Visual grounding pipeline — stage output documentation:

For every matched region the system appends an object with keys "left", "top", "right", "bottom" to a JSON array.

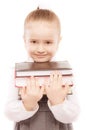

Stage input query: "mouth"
[{"left": 35, "top": 54, "right": 47, "bottom": 58}]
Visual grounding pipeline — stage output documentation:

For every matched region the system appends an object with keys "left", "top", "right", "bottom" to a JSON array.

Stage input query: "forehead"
[{"left": 24, "top": 21, "right": 60, "bottom": 37}]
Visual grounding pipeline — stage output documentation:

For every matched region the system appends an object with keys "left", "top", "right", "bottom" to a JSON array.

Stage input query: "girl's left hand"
[{"left": 45, "top": 71, "right": 70, "bottom": 106}]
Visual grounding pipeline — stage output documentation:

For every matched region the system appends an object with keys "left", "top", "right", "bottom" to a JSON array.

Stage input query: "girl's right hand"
[{"left": 19, "top": 76, "right": 44, "bottom": 111}]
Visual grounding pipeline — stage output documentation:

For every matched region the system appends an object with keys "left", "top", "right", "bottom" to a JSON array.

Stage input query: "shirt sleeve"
[
  {"left": 48, "top": 87, "right": 80, "bottom": 124},
  {"left": 4, "top": 66, "right": 39, "bottom": 122}
]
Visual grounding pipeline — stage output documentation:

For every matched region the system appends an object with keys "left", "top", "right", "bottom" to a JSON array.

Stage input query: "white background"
[{"left": 0, "top": 0, "right": 87, "bottom": 129}]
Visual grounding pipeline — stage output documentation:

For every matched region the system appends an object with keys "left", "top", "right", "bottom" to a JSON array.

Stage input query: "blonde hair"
[{"left": 24, "top": 8, "right": 61, "bottom": 35}]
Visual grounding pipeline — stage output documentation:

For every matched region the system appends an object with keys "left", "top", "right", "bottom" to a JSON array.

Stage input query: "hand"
[
  {"left": 20, "top": 76, "right": 44, "bottom": 111},
  {"left": 45, "top": 71, "right": 70, "bottom": 106}
]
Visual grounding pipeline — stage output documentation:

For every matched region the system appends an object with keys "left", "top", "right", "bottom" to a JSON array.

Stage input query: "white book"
[
  {"left": 15, "top": 76, "right": 73, "bottom": 87},
  {"left": 16, "top": 76, "right": 73, "bottom": 95}
]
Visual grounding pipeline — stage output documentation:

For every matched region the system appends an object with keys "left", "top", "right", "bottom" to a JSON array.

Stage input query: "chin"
[{"left": 34, "top": 59, "right": 50, "bottom": 63}]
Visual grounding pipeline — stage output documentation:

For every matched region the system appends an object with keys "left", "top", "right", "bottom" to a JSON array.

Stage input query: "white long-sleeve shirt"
[{"left": 5, "top": 64, "right": 80, "bottom": 124}]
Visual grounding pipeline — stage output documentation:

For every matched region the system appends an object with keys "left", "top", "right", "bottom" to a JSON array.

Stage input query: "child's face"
[{"left": 24, "top": 21, "right": 61, "bottom": 62}]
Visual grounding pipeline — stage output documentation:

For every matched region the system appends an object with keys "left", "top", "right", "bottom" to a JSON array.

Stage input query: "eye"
[
  {"left": 45, "top": 41, "right": 52, "bottom": 44},
  {"left": 30, "top": 40, "right": 37, "bottom": 44}
]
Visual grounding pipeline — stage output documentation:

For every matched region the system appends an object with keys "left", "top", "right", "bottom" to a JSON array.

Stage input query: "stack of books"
[{"left": 15, "top": 61, "right": 73, "bottom": 95}]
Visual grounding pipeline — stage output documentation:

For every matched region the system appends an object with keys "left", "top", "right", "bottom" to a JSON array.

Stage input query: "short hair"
[{"left": 24, "top": 8, "right": 61, "bottom": 35}]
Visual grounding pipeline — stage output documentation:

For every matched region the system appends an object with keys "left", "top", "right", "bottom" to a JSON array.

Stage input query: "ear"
[
  {"left": 23, "top": 35, "right": 27, "bottom": 49},
  {"left": 23, "top": 35, "right": 26, "bottom": 43},
  {"left": 57, "top": 36, "right": 62, "bottom": 47},
  {"left": 58, "top": 35, "right": 62, "bottom": 43},
  {"left": 57, "top": 35, "right": 62, "bottom": 49}
]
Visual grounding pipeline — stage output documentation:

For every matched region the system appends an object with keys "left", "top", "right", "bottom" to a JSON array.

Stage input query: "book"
[
  {"left": 15, "top": 75, "right": 73, "bottom": 87},
  {"left": 15, "top": 61, "right": 73, "bottom": 77},
  {"left": 15, "top": 61, "right": 73, "bottom": 94}
]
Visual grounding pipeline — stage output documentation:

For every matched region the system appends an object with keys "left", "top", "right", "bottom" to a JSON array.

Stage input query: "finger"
[
  {"left": 20, "top": 87, "right": 26, "bottom": 97},
  {"left": 50, "top": 71, "right": 60, "bottom": 86},
  {"left": 49, "top": 71, "right": 54, "bottom": 86},
  {"left": 53, "top": 71, "right": 59, "bottom": 78},
  {"left": 26, "top": 78, "right": 30, "bottom": 91},
  {"left": 51, "top": 71, "right": 62, "bottom": 87},
  {"left": 52, "top": 71, "right": 60, "bottom": 86},
  {"left": 40, "top": 86, "right": 44, "bottom": 94},
  {"left": 44, "top": 77, "right": 49, "bottom": 87},
  {"left": 64, "top": 83, "right": 70, "bottom": 94},
  {"left": 30, "top": 76, "right": 36, "bottom": 89},
  {"left": 42, "top": 77, "right": 49, "bottom": 94},
  {"left": 57, "top": 73, "right": 62, "bottom": 87},
  {"left": 18, "top": 88, "right": 22, "bottom": 95},
  {"left": 35, "top": 77, "right": 40, "bottom": 90}
]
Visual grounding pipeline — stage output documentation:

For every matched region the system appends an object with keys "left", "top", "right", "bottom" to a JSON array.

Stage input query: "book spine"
[{"left": 16, "top": 71, "right": 73, "bottom": 77}]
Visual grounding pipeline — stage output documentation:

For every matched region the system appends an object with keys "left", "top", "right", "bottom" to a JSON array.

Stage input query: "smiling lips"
[{"left": 35, "top": 54, "right": 47, "bottom": 58}]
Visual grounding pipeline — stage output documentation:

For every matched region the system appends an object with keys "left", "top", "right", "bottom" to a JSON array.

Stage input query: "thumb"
[
  {"left": 20, "top": 87, "right": 26, "bottom": 97},
  {"left": 40, "top": 86, "right": 45, "bottom": 94},
  {"left": 65, "top": 83, "right": 72, "bottom": 95}
]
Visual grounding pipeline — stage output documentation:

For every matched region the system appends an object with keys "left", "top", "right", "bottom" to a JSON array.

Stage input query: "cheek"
[
  {"left": 46, "top": 49, "right": 56, "bottom": 58},
  {"left": 26, "top": 45, "right": 35, "bottom": 53},
  {"left": 47, "top": 46, "right": 57, "bottom": 54},
  {"left": 28, "top": 48, "right": 34, "bottom": 55},
  {"left": 25, "top": 47, "right": 33, "bottom": 56}
]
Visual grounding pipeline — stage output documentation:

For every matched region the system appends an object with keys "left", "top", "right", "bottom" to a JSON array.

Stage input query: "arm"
[
  {"left": 4, "top": 67, "right": 39, "bottom": 122},
  {"left": 48, "top": 87, "right": 80, "bottom": 123},
  {"left": 45, "top": 71, "right": 80, "bottom": 123}
]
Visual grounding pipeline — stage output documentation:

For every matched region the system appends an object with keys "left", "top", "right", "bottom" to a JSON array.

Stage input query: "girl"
[{"left": 5, "top": 8, "right": 80, "bottom": 130}]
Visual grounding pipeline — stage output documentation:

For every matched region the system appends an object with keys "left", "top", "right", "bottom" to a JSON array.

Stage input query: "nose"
[{"left": 37, "top": 43, "right": 45, "bottom": 53}]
